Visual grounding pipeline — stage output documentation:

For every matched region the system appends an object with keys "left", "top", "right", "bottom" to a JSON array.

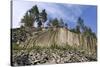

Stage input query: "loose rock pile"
[{"left": 12, "top": 49, "right": 97, "bottom": 66}]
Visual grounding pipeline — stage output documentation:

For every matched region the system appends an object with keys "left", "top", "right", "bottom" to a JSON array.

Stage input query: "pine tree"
[
  {"left": 59, "top": 18, "right": 64, "bottom": 27},
  {"left": 52, "top": 18, "right": 59, "bottom": 27},
  {"left": 21, "top": 5, "right": 39, "bottom": 27},
  {"left": 77, "top": 17, "right": 84, "bottom": 32},
  {"left": 39, "top": 9, "right": 47, "bottom": 22}
]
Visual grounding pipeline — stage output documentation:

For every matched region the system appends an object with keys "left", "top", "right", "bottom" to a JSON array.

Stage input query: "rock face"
[
  {"left": 21, "top": 28, "right": 97, "bottom": 52},
  {"left": 12, "top": 49, "right": 97, "bottom": 66}
]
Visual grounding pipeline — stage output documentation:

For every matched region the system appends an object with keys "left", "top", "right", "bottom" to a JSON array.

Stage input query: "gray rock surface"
[{"left": 12, "top": 49, "right": 97, "bottom": 66}]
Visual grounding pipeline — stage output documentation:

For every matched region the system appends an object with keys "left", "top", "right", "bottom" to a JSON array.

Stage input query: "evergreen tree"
[
  {"left": 65, "top": 23, "right": 68, "bottom": 28},
  {"left": 77, "top": 17, "right": 84, "bottom": 32},
  {"left": 52, "top": 18, "right": 59, "bottom": 27},
  {"left": 83, "top": 26, "right": 96, "bottom": 38},
  {"left": 59, "top": 18, "right": 64, "bottom": 27},
  {"left": 21, "top": 5, "right": 39, "bottom": 27},
  {"left": 38, "top": 21, "right": 42, "bottom": 27},
  {"left": 39, "top": 9, "right": 47, "bottom": 22},
  {"left": 76, "top": 25, "right": 80, "bottom": 33},
  {"left": 29, "top": 5, "right": 39, "bottom": 17}
]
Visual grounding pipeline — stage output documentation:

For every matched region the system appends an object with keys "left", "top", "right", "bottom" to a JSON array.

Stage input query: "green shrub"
[
  {"left": 50, "top": 43, "right": 60, "bottom": 49},
  {"left": 12, "top": 43, "right": 26, "bottom": 50}
]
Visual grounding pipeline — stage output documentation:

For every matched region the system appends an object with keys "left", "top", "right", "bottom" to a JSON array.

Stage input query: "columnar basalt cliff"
[{"left": 19, "top": 27, "right": 97, "bottom": 53}]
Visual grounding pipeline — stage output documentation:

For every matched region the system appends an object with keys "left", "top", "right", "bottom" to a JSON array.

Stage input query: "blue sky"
[{"left": 12, "top": 0, "right": 97, "bottom": 33}]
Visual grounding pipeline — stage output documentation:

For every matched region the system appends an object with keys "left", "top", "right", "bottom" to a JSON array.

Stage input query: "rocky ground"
[
  {"left": 11, "top": 48, "right": 97, "bottom": 66},
  {"left": 11, "top": 28, "right": 97, "bottom": 66}
]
